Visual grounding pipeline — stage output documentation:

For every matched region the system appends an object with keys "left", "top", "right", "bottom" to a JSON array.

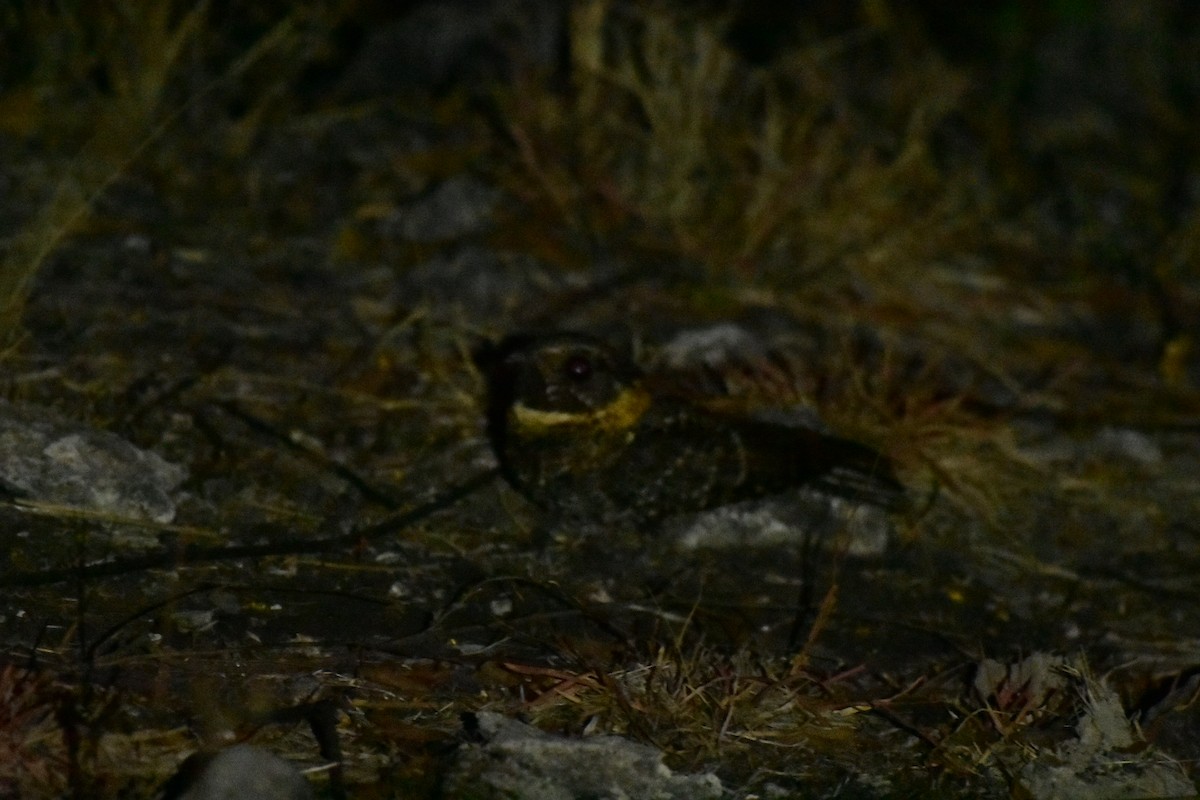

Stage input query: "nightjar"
[{"left": 479, "top": 332, "right": 906, "bottom": 527}]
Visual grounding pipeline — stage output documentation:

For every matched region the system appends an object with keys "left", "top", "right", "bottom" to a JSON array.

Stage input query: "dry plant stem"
[
  {"left": 789, "top": 582, "right": 838, "bottom": 678},
  {"left": 0, "top": 5, "right": 297, "bottom": 343},
  {"left": 0, "top": 469, "right": 499, "bottom": 588}
]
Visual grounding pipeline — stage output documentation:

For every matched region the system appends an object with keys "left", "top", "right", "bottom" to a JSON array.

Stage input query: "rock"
[
  {"left": 974, "top": 652, "right": 1069, "bottom": 710},
  {"left": 386, "top": 176, "right": 500, "bottom": 243},
  {"left": 652, "top": 324, "right": 826, "bottom": 425},
  {"left": 975, "top": 656, "right": 1196, "bottom": 800},
  {"left": 442, "top": 712, "right": 723, "bottom": 800},
  {"left": 656, "top": 323, "right": 769, "bottom": 370},
  {"left": 1088, "top": 427, "right": 1163, "bottom": 466},
  {"left": 400, "top": 246, "right": 573, "bottom": 317},
  {"left": 163, "top": 745, "right": 314, "bottom": 800},
  {"left": 672, "top": 492, "right": 892, "bottom": 557},
  {"left": 0, "top": 401, "right": 186, "bottom": 523},
  {"left": 1017, "top": 681, "right": 1195, "bottom": 800}
]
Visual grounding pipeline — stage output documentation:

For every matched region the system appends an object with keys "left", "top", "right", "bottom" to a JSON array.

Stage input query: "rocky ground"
[{"left": 1, "top": 2, "right": 1199, "bottom": 798}]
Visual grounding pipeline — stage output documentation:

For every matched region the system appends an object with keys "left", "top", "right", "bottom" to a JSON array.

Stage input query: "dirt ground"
[{"left": 2, "top": 2, "right": 1200, "bottom": 798}]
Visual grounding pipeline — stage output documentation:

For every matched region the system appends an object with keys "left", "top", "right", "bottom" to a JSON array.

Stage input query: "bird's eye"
[{"left": 563, "top": 354, "right": 593, "bottom": 382}]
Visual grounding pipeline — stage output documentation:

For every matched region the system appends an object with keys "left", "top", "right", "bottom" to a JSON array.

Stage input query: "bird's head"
[{"left": 477, "top": 333, "right": 650, "bottom": 436}]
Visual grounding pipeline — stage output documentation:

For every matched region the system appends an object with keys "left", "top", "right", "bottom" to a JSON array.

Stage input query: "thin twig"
[{"left": 0, "top": 469, "right": 499, "bottom": 588}]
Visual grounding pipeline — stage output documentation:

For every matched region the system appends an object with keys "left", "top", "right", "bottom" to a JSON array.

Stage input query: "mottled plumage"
[{"left": 479, "top": 333, "right": 905, "bottom": 526}]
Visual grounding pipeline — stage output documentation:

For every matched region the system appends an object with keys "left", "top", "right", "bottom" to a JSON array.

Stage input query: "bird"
[{"left": 477, "top": 332, "right": 906, "bottom": 528}]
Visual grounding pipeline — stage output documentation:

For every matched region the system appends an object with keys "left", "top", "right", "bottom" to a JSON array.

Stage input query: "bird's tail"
[{"left": 812, "top": 436, "right": 909, "bottom": 511}]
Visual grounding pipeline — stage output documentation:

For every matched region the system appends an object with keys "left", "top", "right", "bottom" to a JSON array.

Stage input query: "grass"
[
  {"left": 2, "top": 1, "right": 1199, "bottom": 797},
  {"left": 495, "top": 0, "right": 981, "bottom": 289},
  {"left": 0, "top": 1, "right": 339, "bottom": 347}
]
